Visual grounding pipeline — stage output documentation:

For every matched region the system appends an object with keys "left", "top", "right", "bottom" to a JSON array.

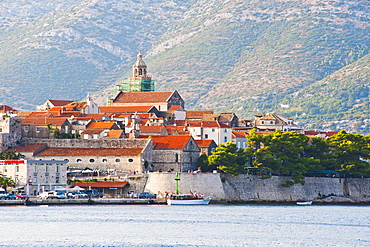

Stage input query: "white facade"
[
  {"left": 0, "top": 160, "right": 67, "bottom": 196},
  {"left": 189, "top": 123, "right": 232, "bottom": 145}
]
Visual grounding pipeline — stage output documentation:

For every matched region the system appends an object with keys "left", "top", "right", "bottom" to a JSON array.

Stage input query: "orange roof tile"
[
  {"left": 140, "top": 126, "right": 165, "bottom": 133},
  {"left": 8, "top": 143, "right": 47, "bottom": 152},
  {"left": 232, "top": 131, "right": 246, "bottom": 138},
  {"left": 22, "top": 117, "right": 68, "bottom": 126},
  {"left": 86, "top": 122, "right": 115, "bottom": 129},
  {"left": 186, "top": 110, "right": 213, "bottom": 118},
  {"left": 168, "top": 105, "right": 182, "bottom": 111},
  {"left": 150, "top": 135, "right": 192, "bottom": 149},
  {"left": 113, "top": 91, "right": 174, "bottom": 103},
  {"left": 106, "top": 130, "right": 124, "bottom": 138},
  {"left": 35, "top": 147, "right": 143, "bottom": 156},
  {"left": 195, "top": 139, "right": 215, "bottom": 147},
  {"left": 100, "top": 106, "right": 154, "bottom": 113}
]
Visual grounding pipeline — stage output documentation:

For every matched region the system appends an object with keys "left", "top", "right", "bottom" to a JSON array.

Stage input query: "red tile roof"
[
  {"left": 22, "top": 117, "right": 68, "bottom": 126},
  {"left": 168, "top": 105, "right": 182, "bottom": 111},
  {"left": 48, "top": 100, "right": 74, "bottom": 106},
  {"left": 106, "top": 130, "right": 124, "bottom": 138},
  {"left": 8, "top": 143, "right": 47, "bottom": 153},
  {"left": 86, "top": 122, "right": 115, "bottom": 129},
  {"left": 100, "top": 106, "right": 154, "bottom": 113},
  {"left": 186, "top": 110, "right": 213, "bottom": 118},
  {"left": 150, "top": 135, "right": 192, "bottom": 149},
  {"left": 0, "top": 105, "right": 17, "bottom": 113},
  {"left": 72, "top": 182, "right": 128, "bottom": 188},
  {"left": 191, "top": 121, "right": 231, "bottom": 128},
  {"left": 140, "top": 126, "right": 165, "bottom": 133},
  {"left": 195, "top": 139, "right": 215, "bottom": 147},
  {"left": 113, "top": 91, "right": 174, "bottom": 103},
  {"left": 232, "top": 131, "right": 246, "bottom": 138},
  {"left": 35, "top": 147, "right": 143, "bottom": 156}
]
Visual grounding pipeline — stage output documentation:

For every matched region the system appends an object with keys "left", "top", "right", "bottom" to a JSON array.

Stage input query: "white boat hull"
[
  {"left": 296, "top": 201, "right": 312, "bottom": 205},
  {"left": 167, "top": 198, "right": 211, "bottom": 205}
]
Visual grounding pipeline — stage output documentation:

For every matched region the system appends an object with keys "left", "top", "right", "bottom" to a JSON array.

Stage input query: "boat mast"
[{"left": 175, "top": 172, "right": 180, "bottom": 194}]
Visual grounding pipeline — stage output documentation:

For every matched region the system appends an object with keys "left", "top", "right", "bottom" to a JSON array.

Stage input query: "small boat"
[
  {"left": 167, "top": 194, "right": 211, "bottom": 205},
  {"left": 296, "top": 201, "right": 312, "bottom": 205}
]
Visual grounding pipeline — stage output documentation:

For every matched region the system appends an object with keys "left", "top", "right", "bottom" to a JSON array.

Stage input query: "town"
[{"left": 0, "top": 53, "right": 367, "bottom": 203}]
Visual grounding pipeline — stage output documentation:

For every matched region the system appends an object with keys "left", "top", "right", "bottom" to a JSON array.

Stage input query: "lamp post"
[{"left": 175, "top": 172, "right": 180, "bottom": 194}]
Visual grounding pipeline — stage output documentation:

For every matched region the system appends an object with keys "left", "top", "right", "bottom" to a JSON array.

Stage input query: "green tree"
[
  {"left": 0, "top": 151, "right": 21, "bottom": 160},
  {"left": 208, "top": 142, "right": 250, "bottom": 176},
  {"left": 326, "top": 130, "right": 370, "bottom": 177},
  {"left": 251, "top": 130, "right": 319, "bottom": 185},
  {"left": 197, "top": 154, "right": 216, "bottom": 172},
  {"left": 0, "top": 175, "right": 16, "bottom": 191}
]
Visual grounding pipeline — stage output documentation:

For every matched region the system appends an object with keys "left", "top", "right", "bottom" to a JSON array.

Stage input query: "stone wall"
[
  {"left": 143, "top": 173, "right": 370, "bottom": 202},
  {"left": 24, "top": 138, "right": 150, "bottom": 149},
  {"left": 0, "top": 117, "right": 22, "bottom": 150}
]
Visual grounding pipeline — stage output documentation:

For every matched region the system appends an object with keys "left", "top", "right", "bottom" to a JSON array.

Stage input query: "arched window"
[
  {"left": 128, "top": 159, "right": 133, "bottom": 163},
  {"left": 76, "top": 159, "right": 82, "bottom": 163},
  {"left": 139, "top": 69, "right": 142, "bottom": 76},
  {"left": 115, "top": 159, "right": 120, "bottom": 163},
  {"left": 102, "top": 159, "right": 107, "bottom": 163},
  {"left": 89, "top": 159, "right": 95, "bottom": 163}
]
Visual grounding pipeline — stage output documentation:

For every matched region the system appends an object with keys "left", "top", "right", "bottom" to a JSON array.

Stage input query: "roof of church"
[
  {"left": 113, "top": 91, "right": 175, "bottom": 104},
  {"left": 99, "top": 106, "right": 154, "bottom": 113},
  {"left": 48, "top": 100, "right": 74, "bottom": 107}
]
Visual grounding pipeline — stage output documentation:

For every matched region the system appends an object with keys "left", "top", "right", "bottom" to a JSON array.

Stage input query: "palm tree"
[{"left": 0, "top": 175, "right": 16, "bottom": 191}]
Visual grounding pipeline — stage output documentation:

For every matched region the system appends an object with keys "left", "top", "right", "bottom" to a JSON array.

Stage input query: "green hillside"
[{"left": 0, "top": 0, "right": 369, "bottom": 133}]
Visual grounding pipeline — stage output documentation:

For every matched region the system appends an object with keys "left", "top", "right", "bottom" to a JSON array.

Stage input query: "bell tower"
[{"left": 113, "top": 51, "right": 155, "bottom": 93}]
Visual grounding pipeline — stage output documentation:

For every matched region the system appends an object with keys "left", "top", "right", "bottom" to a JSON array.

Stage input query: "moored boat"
[
  {"left": 167, "top": 194, "right": 211, "bottom": 205},
  {"left": 296, "top": 201, "right": 312, "bottom": 205}
]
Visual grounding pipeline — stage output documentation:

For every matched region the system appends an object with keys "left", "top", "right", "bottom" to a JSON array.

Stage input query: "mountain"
[{"left": 0, "top": 0, "right": 369, "bottom": 133}]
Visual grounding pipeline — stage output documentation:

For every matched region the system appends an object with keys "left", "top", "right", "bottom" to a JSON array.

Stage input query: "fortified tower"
[{"left": 114, "top": 52, "right": 155, "bottom": 93}]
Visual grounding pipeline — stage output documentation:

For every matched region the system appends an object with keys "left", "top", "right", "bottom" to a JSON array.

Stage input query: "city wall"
[{"left": 144, "top": 173, "right": 370, "bottom": 203}]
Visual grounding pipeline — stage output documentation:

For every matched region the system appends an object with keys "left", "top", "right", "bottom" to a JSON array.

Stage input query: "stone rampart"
[{"left": 144, "top": 173, "right": 370, "bottom": 202}]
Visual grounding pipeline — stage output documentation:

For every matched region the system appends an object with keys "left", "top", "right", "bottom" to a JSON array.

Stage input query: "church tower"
[{"left": 114, "top": 52, "right": 155, "bottom": 93}]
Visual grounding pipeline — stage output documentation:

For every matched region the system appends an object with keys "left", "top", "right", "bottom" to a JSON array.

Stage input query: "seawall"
[{"left": 144, "top": 173, "right": 370, "bottom": 203}]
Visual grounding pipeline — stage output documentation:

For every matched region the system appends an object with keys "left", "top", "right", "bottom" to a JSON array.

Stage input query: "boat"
[
  {"left": 167, "top": 172, "right": 211, "bottom": 205},
  {"left": 167, "top": 194, "right": 211, "bottom": 205},
  {"left": 296, "top": 201, "right": 312, "bottom": 205}
]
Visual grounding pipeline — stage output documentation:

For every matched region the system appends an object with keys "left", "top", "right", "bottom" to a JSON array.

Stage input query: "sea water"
[{"left": 0, "top": 204, "right": 369, "bottom": 246}]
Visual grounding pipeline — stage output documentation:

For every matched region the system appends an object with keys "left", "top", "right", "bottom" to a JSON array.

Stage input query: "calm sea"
[{"left": 0, "top": 204, "right": 369, "bottom": 247}]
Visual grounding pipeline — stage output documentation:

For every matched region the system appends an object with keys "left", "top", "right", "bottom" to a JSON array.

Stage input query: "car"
[
  {"left": 16, "top": 193, "right": 29, "bottom": 200},
  {"left": 134, "top": 192, "right": 156, "bottom": 199},
  {"left": 85, "top": 190, "right": 103, "bottom": 198},
  {"left": 67, "top": 191, "right": 88, "bottom": 199},
  {"left": 5, "top": 194, "right": 17, "bottom": 200},
  {"left": 0, "top": 189, "right": 8, "bottom": 199}
]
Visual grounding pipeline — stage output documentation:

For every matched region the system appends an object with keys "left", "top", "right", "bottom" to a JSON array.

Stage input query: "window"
[
  {"left": 89, "top": 159, "right": 95, "bottom": 163},
  {"left": 224, "top": 137, "right": 228, "bottom": 142},
  {"left": 56, "top": 165, "right": 60, "bottom": 173},
  {"left": 115, "top": 159, "right": 120, "bottom": 163},
  {"left": 261, "top": 121, "right": 264, "bottom": 124},
  {"left": 77, "top": 159, "right": 82, "bottom": 163},
  {"left": 270, "top": 121, "right": 273, "bottom": 124},
  {"left": 0, "top": 128, "right": 2, "bottom": 132},
  {"left": 56, "top": 176, "right": 60, "bottom": 184},
  {"left": 24, "top": 126, "right": 29, "bottom": 132},
  {"left": 102, "top": 159, "right": 107, "bottom": 163},
  {"left": 34, "top": 166, "right": 37, "bottom": 173},
  {"left": 36, "top": 127, "right": 40, "bottom": 132},
  {"left": 175, "top": 154, "right": 178, "bottom": 163},
  {"left": 128, "top": 159, "right": 133, "bottom": 163},
  {"left": 33, "top": 177, "right": 37, "bottom": 183},
  {"left": 224, "top": 129, "right": 228, "bottom": 133},
  {"left": 205, "top": 134, "right": 208, "bottom": 139},
  {"left": 212, "top": 129, "right": 215, "bottom": 132},
  {"left": 16, "top": 166, "right": 19, "bottom": 172}
]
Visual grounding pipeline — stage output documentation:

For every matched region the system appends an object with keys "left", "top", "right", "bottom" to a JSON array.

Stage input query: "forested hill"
[{"left": 0, "top": 0, "right": 369, "bottom": 133}]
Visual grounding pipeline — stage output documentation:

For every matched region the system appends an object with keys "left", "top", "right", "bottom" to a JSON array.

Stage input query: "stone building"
[
  {"left": 254, "top": 113, "right": 304, "bottom": 133},
  {"left": 0, "top": 159, "right": 67, "bottom": 196},
  {"left": 195, "top": 139, "right": 217, "bottom": 156},
  {"left": 21, "top": 117, "right": 72, "bottom": 139},
  {"left": 0, "top": 116, "right": 22, "bottom": 150},
  {"left": 10, "top": 139, "right": 153, "bottom": 176},
  {"left": 149, "top": 135, "right": 200, "bottom": 172}
]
